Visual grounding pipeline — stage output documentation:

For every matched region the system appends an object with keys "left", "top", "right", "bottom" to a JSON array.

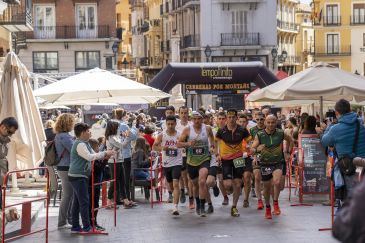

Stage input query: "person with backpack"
[
  {"left": 54, "top": 114, "right": 75, "bottom": 229},
  {"left": 321, "top": 99, "right": 365, "bottom": 203}
]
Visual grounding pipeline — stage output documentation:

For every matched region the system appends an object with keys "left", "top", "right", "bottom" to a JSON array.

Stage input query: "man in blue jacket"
[{"left": 321, "top": 99, "right": 365, "bottom": 198}]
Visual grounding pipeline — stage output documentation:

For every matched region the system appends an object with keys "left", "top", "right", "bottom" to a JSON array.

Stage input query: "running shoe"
[
  {"left": 273, "top": 201, "right": 281, "bottom": 215},
  {"left": 231, "top": 207, "right": 240, "bottom": 217},
  {"left": 213, "top": 185, "right": 220, "bottom": 197},
  {"left": 243, "top": 200, "right": 249, "bottom": 208},
  {"left": 58, "top": 223, "right": 72, "bottom": 229},
  {"left": 70, "top": 227, "right": 82, "bottom": 234},
  {"left": 172, "top": 209, "right": 180, "bottom": 216},
  {"left": 189, "top": 198, "right": 195, "bottom": 209},
  {"left": 168, "top": 193, "right": 173, "bottom": 203},
  {"left": 222, "top": 196, "right": 229, "bottom": 206},
  {"left": 265, "top": 206, "right": 272, "bottom": 219},
  {"left": 199, "top": 207, "right": 207, "bottom": 217},
  {"left": 257, "top": 199, "right": 264, "bottom": 210},
  {"left": 96, "top": 225, "right": 106, "bottom": 231},
  {"left": 207, "top": 204, "right": 214, "bottom": 214},
  {"left": 180, "top": 192, "right": 186, "bottom": 204}
]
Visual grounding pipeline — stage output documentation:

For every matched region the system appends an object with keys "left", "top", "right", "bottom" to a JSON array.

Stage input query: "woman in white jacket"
[{"left": 105, "top": 120, "right": 133, "bottom": 208}]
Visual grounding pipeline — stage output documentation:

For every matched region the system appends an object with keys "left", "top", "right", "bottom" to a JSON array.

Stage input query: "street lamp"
[
  {"left": 271, "top": 48, "right": 278, "bottom": 69},
  {"left": 271, "top": 47, "right": 288, "bottom": 70},
  {"left": 112, "top": 41, "right": 119, "bottom": 65},
  {"left": 204, "top": 45, "right": 212, "bottom": 62}
]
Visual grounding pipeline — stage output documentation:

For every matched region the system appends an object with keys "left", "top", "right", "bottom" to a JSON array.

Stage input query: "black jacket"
[{"left": 333, "top": 177, "right": 365, "bottom": 243}]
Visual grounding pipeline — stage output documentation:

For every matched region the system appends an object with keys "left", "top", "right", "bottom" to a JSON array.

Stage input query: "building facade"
[
  {"left": 296, "top": 3, "right": 314, "bottom": 72},
  {"left": 14, "top": 0, "right": 117, "bottom": 76},
  {"left": 312, "top": 0, "right": 352, "bottom": 72},
  {"left": 116, "top": 0, "right": 133, "bottom": 70}
]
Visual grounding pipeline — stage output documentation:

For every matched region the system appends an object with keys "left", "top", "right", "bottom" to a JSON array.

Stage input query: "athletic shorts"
[
  {"left": 187, "top": 160, "right": 210, "bottom": 180},
  {"left": 260, "top": 163, "right": 283, "bottom": 182},
  {"left": 208, "top": 166, "right": 217, "bottom": 177},
  {"left": 282, "top": 161, "right": 287, "bottom": 176},
  {"left": 216, "top": 165, "right": 223, "bottom": 175},
  {"left": 182, "top": 157, "right": 187, "bottom": 171},
  {"left": 164, "top": 165, "right": 182, "bottom": 183},
  {"left": 222, "top": 158, "right": 252, "bottom": 180}
]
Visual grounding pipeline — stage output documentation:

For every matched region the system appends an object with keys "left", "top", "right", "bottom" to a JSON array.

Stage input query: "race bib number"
[
  {"left": 166, "top": 148, "right": 178, "bottom": 157},
  {"left": 233, "top": 157, "right": 245, "bottom": 168},
  {"left": 261, "top": 166, "right": 273, "bottom": 176},
  {"left": 192, "top": 147, "right": 205, "bottom": 156}
]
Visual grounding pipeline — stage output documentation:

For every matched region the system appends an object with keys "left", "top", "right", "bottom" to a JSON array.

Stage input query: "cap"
[{"left": 192, "top": 111, "right": 203, "bottom": 118}]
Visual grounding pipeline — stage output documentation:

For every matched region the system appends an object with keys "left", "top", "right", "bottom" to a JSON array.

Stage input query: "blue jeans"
[
  {"left": 70, "top": 177, "right": 90, "bottom": 231},
  {"left": 134, "top": 169, "right": 149, "bottom": 180}
]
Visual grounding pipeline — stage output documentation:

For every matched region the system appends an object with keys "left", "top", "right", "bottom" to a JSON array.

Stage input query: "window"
[
  {"left": 327, "top": 34, "right": 339, "bottom": 54},
  {"left": 363, "top": 33, "right": 365, "bottom": 46},
  {"left": 34, "top": 5, "right": 55, "bottom": 39},
  {"left": 231, "top": 10, "right": 247, "bottom": 34},
  {"left": 33, "top": 52, "right": 58, "bottom": 73},
  {"left": 76, "top": 4, "right": 97, "bottom": 38},
  {"left": 326, "top": 4, "right": 339, "bottom": 25},
  {"left": 75, "top": 51, "right": 100, "bottom": 71},
  {"left": 353, "top": 4, "right": 365, "bottom": 24},
  {"left": 105, "top": 56, "right": 113, "bottom": 70}
]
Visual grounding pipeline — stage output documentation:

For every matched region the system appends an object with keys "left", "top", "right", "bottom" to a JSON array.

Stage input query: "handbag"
[{"left": 337, "top": 120, "right": 360, "bottom": 176}]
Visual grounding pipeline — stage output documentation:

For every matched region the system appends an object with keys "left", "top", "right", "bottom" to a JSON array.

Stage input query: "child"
[
  {"left": 68, "top": 123, "right": 114, "bottom": 233},
  {"left": 88, "top": 139, "right": 107, "bottom": 231}
]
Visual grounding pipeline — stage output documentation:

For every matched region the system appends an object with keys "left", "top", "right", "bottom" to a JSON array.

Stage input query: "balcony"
[
  {"left": 221, "top": 33, "right": 260, "bottom": 46},
  {"left": 182, "top": 34, "right": 200, "bottom": 48},
  {"left": 140, "top": 57, "right": 149, "bottom": 67},
  {"left": 277, "top": 20, "right": 299, "bottom": 32},
  {"left": 280, "top": 56, "right": 301, "bottom": 65},
  {"left": 314, "top": 16, "right": 341, "bottom": 26},
  {"left": 24, "top": 25, "right": 111, "bottom": 39},
  {"left": 351, "top": 15, "right": 365, "bottom": 25},
  {"left": 311, "top": 45, "right": 351, "bottom": 57},
  {"left": 140, "top": 22, "right": 149, "bottom": 33},
  {"left": 182, "top": 0, "right": 199, "bottom": 7},
  {"left": 0, "top": 0, "right": 32, "bottom": 32}
]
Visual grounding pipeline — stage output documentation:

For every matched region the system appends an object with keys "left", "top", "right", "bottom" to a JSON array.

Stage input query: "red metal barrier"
[
  {"left": 89, "top": 159, "right": 117, "bottom": 235},
  {"left": 2, "top": 167, "right": 50, "bottom": 243},
  {"left": 150, "top": 152, "right": 164, "bottom": 208}
]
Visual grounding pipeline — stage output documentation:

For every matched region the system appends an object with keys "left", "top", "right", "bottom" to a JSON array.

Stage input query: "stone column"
[{"left": 169, "top": 32, "right": 185, "bottom": 110}]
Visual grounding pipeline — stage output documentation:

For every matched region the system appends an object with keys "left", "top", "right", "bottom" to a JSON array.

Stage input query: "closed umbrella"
[
  {"left": 0, "top": 52, "right": 46, "bottom": 171},
  {"left": 33, "top": 68, "right": 171, "bottom": 105}
]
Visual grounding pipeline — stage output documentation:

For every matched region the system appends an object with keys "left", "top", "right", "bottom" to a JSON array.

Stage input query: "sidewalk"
[{"left": 14, "top": 189, "right": 338, "bottom": 243}]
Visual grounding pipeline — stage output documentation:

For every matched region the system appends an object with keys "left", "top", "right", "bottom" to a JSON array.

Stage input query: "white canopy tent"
[
  {"left": 33, "top": 68, "right": 170, "bottom": 105},
  {"left": 246, "top": 63, "right": 365, "bottom": 118}
]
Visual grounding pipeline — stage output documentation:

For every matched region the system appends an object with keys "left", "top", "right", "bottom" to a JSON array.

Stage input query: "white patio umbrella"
[
  {"left": 0, "top": 52, "right": 46, "bottom": 170},
  {"left": 246, "top": 63, "right": 365, "bottom": 118},
  {"left": 33, "top": 68, "right": 171, "bottom": 105}
]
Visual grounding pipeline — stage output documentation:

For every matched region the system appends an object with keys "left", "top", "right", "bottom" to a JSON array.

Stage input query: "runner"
[
  {"left": 212, "top": 111, "right": 229, "bottom": 205},
  {"left": 178, "top": 111, "right": 215, "bottom": 217},
  {"left": 215, "top": 109, "right": 250, "bottom": 217},
  {"left": 237, "top": 114, "right": 253, "bottom": 208},
  {"left": 153, "top": 116, "right": 183, "bottom": 216},
  {"left": 251, "top": 115, "right": 293, "bottom": 219},
  {"left": 176, "top": 106, "right": 194, "bottom": 208},
  {"left": 250, "top": 112, "right": 266, "bottom": 210}
]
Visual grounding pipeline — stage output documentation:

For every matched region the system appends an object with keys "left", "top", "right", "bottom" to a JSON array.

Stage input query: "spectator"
[
  {"left": 321, "top": 99, "right": 365, "bottom": 200},
  {"left": 88, "top": 139, "right": 107, "bottom": 231},
  {"left": 68, "top": 123, "right": 113, "bottom": 233},
  {"left": 0, "top": 117, "right": 18, "bottom": 209},
  {"left": 54, "top": 113, "right": 75, "bottom": 229},
  {"left": 131, "top": 137, "right": 150, "bottom": 180},
  {"left": 301, "top": 115, "right": 318, "bottom": 135},
  {"left": 143, "top": 125, "right": 155, "bottom": 149}
]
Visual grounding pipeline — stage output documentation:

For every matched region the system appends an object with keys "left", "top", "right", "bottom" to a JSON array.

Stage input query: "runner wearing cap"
[
  {"left": 215, "top": 109, "right": 250, "bottom": 217},
  {"left": 251, "top": 115, "right": 293, "bottom": 219},
  {"left": 178, "top": 111, "right": 215, "bottom": 217},
  {"left": 153, "top": 116, "right": 183, "bottom": 216},
  {"left": 250, "top": 112, "right": 266, "bottom": 210}
]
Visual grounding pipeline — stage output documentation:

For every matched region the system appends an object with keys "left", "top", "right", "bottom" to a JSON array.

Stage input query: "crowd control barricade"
[
  {"left": 2, "top": 167, "right": 50, "bottom": 243},
  {"left": 90, "top": 159, "right": 117, "bottom": 235},
  {"left": 288, "top": 147, "right": 302, "bottom": 202},
  {"left": 149, "top": 152, "right": 164, "bottom": 208}
]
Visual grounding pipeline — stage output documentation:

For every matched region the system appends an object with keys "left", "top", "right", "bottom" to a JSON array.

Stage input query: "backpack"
[{"left": 44, "top": 141, "right": 65, "bottom": 166}]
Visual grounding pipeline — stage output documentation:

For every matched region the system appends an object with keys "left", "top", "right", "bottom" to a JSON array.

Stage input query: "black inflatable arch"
[{"left": 148, "top": 62, "right": 278, "bottom": 92}]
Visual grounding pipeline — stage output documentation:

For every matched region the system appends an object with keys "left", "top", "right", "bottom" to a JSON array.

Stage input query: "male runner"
[
  {"left": 215, "top": 109, "right": 250, "bottom": 217},
  {"left": 237, "top": 114, "right": 253, "bottom": 208},
  {"left": 213, "top": 112, "right": 229, "bottom": 205},
  {"left": 177, "top": 106, "right": 193, "bottom": 207},
  {"left": 250, "top": 112, "right": 266, "bottom": 210},
  {"left": 178, "top": 111, "right": 215, "bottom": 217},
  {"left": 251, "top": 115, "right": 293, "bottom": 219},
  {"left": 153, "top": 116, "right": 183, "bottom": 215}
]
